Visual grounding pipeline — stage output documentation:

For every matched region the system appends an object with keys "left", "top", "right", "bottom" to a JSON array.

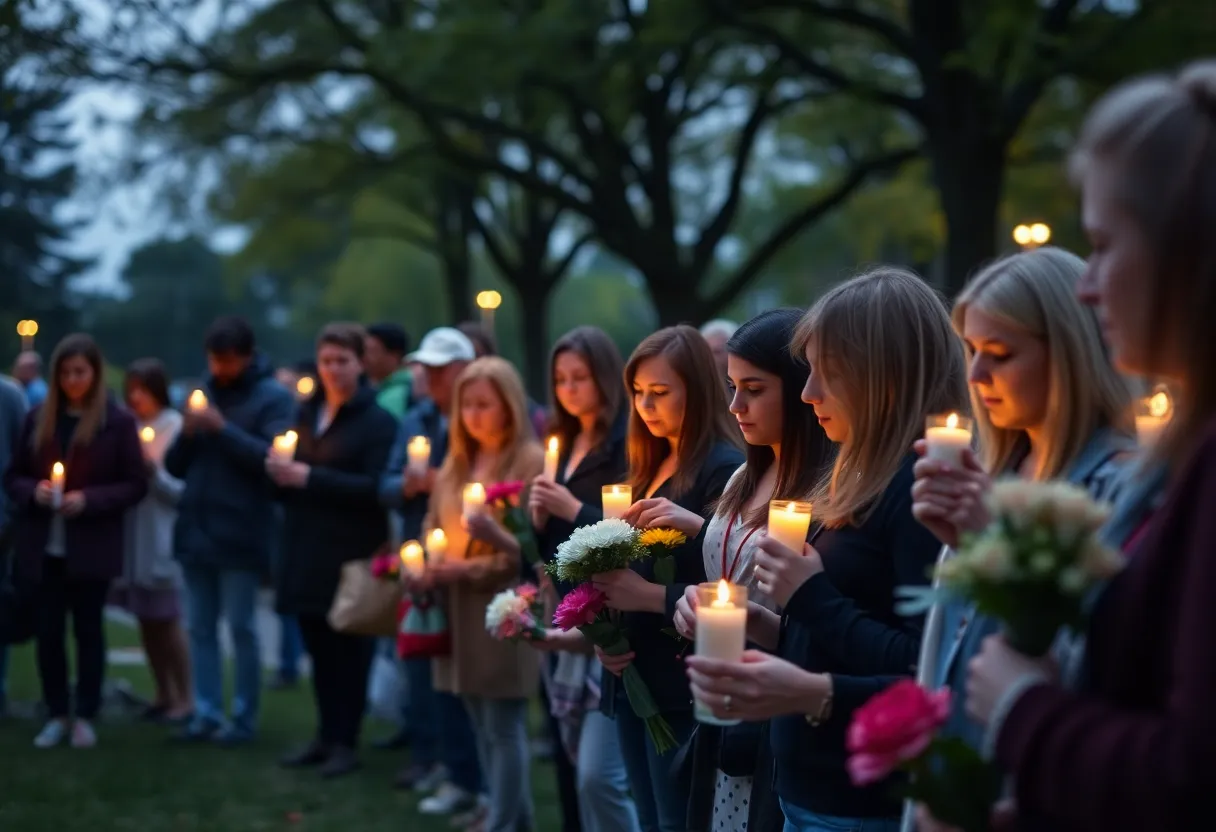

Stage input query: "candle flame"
[
  {"left": 52, "top": 462, "right": 64, "bottom": 478},
  {"left": 1148, "top": 391, "right": 1171, "bottom": 419},
  {"left": 716, "top": 579, "right": 731, "bottom": 605},
  {"left": 188, "top": 389, "right": 207, "bottom": 409},
  {"left": 400, "top": 541, "right": 423, "bottom": 563},
  {"left": 547, "top": 436, "right": 559, "bottom": 453},
  {"left": 296, "top": 376, "right": 315, "bottom": 397},
  {"left": 785, "top": 501, "right": 796, "bottom": 514},
  {"left": 428, "top": 528, "right": 446, "bottom": 544},
  {"left": 283, "top": 430, "right": 297, "bottom": 443},
  {"left": 468, "top": 483, "right": 485, "bottom": 500},
  {"left": 409, "top": 435, "right": 429, "bottom": 449},
  {"left": 140, "top": 427, "right": 155, "bottom": 443},
  {"left": 946, "top": 412, "right": 959, "bottom": 430},
  {"left": 612, "top": 485, "right": 620, "bottom": 495}
]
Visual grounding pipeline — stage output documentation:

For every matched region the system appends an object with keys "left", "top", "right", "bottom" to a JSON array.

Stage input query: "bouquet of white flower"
[
  {"left": 546, "top": 519, "right": 677, "bottom": 753},
  {"left": 929, "top": 479, "right": 1125, "bottom": 655}
]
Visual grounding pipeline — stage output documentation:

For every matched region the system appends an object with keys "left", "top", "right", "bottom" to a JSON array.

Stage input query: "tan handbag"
[{"left": 327, "top": 559, "right": 402, "bottom": 637}]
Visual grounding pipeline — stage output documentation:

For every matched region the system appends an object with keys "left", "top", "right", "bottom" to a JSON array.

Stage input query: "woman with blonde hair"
[
  {"left": 685, "top": 268, "right": 967, "bottom": 832},
  {"left": 906, "top": 247, "right": 1136, "bottom": 832},
  {"left": 413, "top": 356, "right": 544, "bottom": 832}
]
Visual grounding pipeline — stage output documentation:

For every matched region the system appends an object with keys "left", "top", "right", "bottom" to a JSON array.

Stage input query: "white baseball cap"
[{"left": 408, "top": 327, "right": 477, "bottom": 367}]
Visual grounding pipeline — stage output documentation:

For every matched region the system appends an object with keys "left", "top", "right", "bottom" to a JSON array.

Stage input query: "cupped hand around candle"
[
  {"left": 686, "top": 650, "right": 829, "bottom": 721},
  {"left": 910, "top": 440, "right": 991, "bottom": 548},
  {"left": 674, "top": 584, "right": 698, "bottom": 640},
  {"left": 529, "top": 477, "right": 582, "bottom": 523},
  {"left": 593, "top": 568, "right": 665, "bottom": 613},
  {"left": 266, "top": 459, "right": 309, "bottom": 488},
  {"left": 595, "top": 644, "right": 636, "bottom": 677},
  {"left": 60, "top": 491, "right": 87, "bottom": 517},
  {"left": 620, "top": 497, "right": 704, "bottom": 537},
  {"left": 752, "top": 534, "right": 823, "bottom": 608},
  {"left": 34, "top": 481, "right": 54, "bottom": 507}
]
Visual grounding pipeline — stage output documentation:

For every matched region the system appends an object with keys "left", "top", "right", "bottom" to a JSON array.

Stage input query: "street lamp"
[
  {"left": 16, "top": 319, "right": 38, "bottom": 351},
  {"left": 1013, "top": 222, "right": 1052, "bottom": 249},
  {"left": 476, "top": 290, "right": 503, "bottom": 342}
]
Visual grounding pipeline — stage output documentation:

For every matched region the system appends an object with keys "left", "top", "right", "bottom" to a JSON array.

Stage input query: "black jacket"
[
  {"left": 165, "top": 354, "right": 295, "bottom": 573},
  {"left": 604, "top": 439, "right": 744, "bottom": 716},
  {"left": 274, "top": 385, "right": 398, "bottom": 616}
]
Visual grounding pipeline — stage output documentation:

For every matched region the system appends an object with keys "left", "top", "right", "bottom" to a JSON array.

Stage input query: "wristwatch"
[{"left": 806, "top": 674, "right": 834, "bottom": 727}]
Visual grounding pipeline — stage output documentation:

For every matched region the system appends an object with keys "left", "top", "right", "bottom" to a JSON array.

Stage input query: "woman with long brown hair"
[{"left": 4, "top": 334, "right": 147, "bottom": 749}]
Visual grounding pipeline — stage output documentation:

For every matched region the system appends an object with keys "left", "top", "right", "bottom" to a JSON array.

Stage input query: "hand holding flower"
[
  {"left": 593, "top": 568, "right": 664, "bottom": 613},
  {"left": 595, "top": 644, "right": 636, "bottom": 676},
  {"left": 965, "top": 634, "right": 1057, "bottom": 726}
]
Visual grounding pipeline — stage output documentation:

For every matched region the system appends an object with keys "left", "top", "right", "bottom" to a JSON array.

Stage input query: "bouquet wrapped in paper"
[
  {"left": 547, "top": 519, "right": 678, "bottom": 753},
  {"left": 904, "top": 479, "right": 1124, "bottom": 656},
  {"left": 484, "top": 584, "right": 545, "bottom": 641}
]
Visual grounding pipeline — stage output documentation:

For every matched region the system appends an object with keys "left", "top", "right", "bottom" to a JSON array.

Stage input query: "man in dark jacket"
[
  {"left": 0, "top": 374, "right": 28, "bottom": 715},
  {"left": 165, "top": 316, "right": 295, "bottom": 744}
]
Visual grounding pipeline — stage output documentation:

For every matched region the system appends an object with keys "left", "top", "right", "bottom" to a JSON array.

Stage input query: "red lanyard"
[{"left": 721, "top": 512, "right": 761, "bottom": 582}]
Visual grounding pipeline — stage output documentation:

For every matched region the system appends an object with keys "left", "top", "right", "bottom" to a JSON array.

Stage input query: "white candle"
[
  {"left": 601, "top": 484, "right": 632, "bottom": 520},
  {"left": 694, "top": 580, "right": 748, "bottom": 726},
  {"left": 50, "top": 461, "right": 65, "bottom": 509},
  {"left": 543, "top": 436, "right": 560, "bottom": 481},
  {"left": 188, "top": 389, "right": 208, "bottom": 412},
  {"left": 463, "top": 482, "right": 487, "bottom": 519},
  {"left": 426, "top": 528, "right": 448, "bottom": 564},
  {"left": 272, "top": 430, "right": 298, "bottom": 461},
  {"left": 406, "top": 436, "right": 431, "bottom": 476},
  {"left": 767, "top": 500, "right": 812, "bottom": 554},
  {"left": 140, "top": 426, "right": 156, "bottom": 444},
  {"left": 400, "top": 540, "right": 425, "bottom": 577},
  {"left": 1135, "top": 389, "right": 1171, "bottom": 447},
  {"left": 924, "top": 412, "right": 974, "bottom": 466}
]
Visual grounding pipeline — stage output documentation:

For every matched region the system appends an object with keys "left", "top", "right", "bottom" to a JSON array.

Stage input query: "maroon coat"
[
  {"left": 4, "top": 399, "right": 148, "bottom": 583},
  {"left": 995, "top": 415, "right": 1216, "bottom": 831}
]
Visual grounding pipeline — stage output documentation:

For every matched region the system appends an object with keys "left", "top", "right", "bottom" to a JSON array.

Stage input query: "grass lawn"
[{"left": 0, "top": 620, "right": 560, "bottom": 832}]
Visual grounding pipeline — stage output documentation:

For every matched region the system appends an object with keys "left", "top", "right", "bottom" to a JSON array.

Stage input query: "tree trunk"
[
  {"left": 647, "top": 270, "right": 703, "bottom": 329},
  {"left": 518, "top": 284, "right": 551, "bottom": 399},
  {"left": 928, "top": 134, "right": 1008, "bottom": 298}
]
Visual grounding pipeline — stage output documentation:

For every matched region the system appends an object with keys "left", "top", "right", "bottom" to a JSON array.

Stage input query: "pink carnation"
[
  {"left": 370, "top": 554, "right": 398, "bottom": 579},
  {"left": 516, "top": 583, "right": 539, "bottom": 604},
  {"left": 553, "top": 583, "right": 606, "bottom": 630},
  {"left": 846, "top": 680, "right": 951, "bottom": 786},
  {"left": 486, "top": 481, "right": 525, "bottom": 504}
]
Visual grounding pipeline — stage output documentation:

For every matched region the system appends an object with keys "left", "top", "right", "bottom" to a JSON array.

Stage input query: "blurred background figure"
[
  {"left": 699, "top": 319, "right": 738, "bottom": 382},
  {"left": 364, "top": 323, "right": 413, "bottom": 420},
  {"left": 11, "top": 352, "right": 48, "bottom": 410}
]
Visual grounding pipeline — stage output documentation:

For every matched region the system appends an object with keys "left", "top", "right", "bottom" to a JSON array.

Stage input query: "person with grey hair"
[{"left": 699, "top": 319, "right": 739, "bottom": 381}]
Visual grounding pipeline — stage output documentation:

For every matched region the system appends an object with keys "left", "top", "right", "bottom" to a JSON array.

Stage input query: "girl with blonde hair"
[
  {"left": 415, "top": 356, "right": 544, "bottom": 832},
  {"left": 685, "top": 268, "right": 967, "bottom": 832}
]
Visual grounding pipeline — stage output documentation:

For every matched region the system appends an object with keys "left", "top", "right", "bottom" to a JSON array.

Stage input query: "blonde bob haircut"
[
  {"left": 436, "top": 356, "right": 542, "bottom": 497},
  {"left": 954, "top": 247, "right": 1135, "bottom": 481},
  {"left": 793, "top": 267, "right": 969, "bottom": 527}
]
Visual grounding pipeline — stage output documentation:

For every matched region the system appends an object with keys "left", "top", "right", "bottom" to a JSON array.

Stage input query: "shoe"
[
  {"left": 33, "top": 719, "right": 69, "bottom": 749},
  {"left": 319, "top": 746, "right": 360, "bottom": 779},
  {"left": 281, "top": 741, "right": 331, "bottom": 768},
  {"left": 450, "top": 797, "right": 489, "bottom": 829},
  {"left": 395, "top": 763, "right": 446, "bottom": 792},
  {"left": 173, "top": 718, "right": 222, "bottom": 743},
  {"left": 70, "top": 720, "right": 97, "bottom": 749},
  {"left": 419, "top": 783, "right": 477, "bottom": 816},
  {"left": 213, "top": 726, "right": 255, "bottom": 747},
  {"left": 373, "top": 728, "right": 411, "bottom": 750}
]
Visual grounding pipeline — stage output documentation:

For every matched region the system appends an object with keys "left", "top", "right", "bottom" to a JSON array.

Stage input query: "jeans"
[
  {"left": 780, "top": 800, "right": 901, "bottom": 832},
  {"left": 277, "top": 614, "right": 303, "bottom": 681},
  {"left": 297, "top": 614, "right": 375, "bottom": 748},
  {"left": 614, "top": 699, "right": 697, "bottom": 832},
  {"left": 35, "top": 557, "right": 109, "bottom": 719},
  {"left": 464, "top": 696, "right": 531, "bottom": 832},
  {"left": 404, "top": 657, "right": 440, "bottom": 765},
  {"left": 579, "top": 711, "right": 641, "bottom": 832},
  {"left": 440, "top": 688, "right": 483, "bottom": 793},
  {"left": 542, "top": 677, "right": 581, "bottom": 832},
  {"left": 182, "top": 564, "right": 261, "bottom": 735}
]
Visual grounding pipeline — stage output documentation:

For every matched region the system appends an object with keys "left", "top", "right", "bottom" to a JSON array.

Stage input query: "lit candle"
[
  {"left": 601, "top": 484, "right": 632, "bottom": 520},
  {"left": 272, "top": 430, "right": 298, "bottom": 461},
  {"left": 463, "top": 482, "right": 487, "bottom": 519},
  {"left": 188, "top": 389, "right": 208, "bottom": 411},
  {"left": 694, "top": 580, "right": 748, "bottom": 726},
  {"left": 767, "top": 500, "right": 812, "bottom": 554},
  {"left": 140, "top": 426, "right": 156, "bottom": 444},
  {"left": 295, "top": 376, "right": 315, "bottom": 400},
  {"left": 50, "top": 461, "right": 65, "bottom": 509},
  {"left": 406, "top": 436, "right": 431, "bottom": 476},
  {"left": 543, "top": 436, "right": 560, "bottom": 481},
  {"left": 1135, "top": 388, "right": 1171, "bottom": 447},
  {"left": 924, "top": 412, "right": 974, "bottom": 466},
  {"left": 399, "top": 540, "right": 425, "bottom": 577},
  {"left": 425, "top": 528, "right": 448, "bottom": 564}
]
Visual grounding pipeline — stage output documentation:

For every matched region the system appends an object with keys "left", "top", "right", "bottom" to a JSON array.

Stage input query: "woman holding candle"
[
  {"left": 684, "top": 269, "right": 966, "bottom": 832},
  {"left": 671, "top": 308, "right": 831, "bottom": 832},
  {"left": 525, "top": 326, "right": 641, "bottom": 832},
  {"left": 415, "top": 356, "right": 544, "bottom": 832},
  {"left": 954, "top": 61, "right": 1216, "bottom": 832},
  {"left": 4, "top": 334, "right": 148, "bottom": 749},
  {"left": 905, "top": 246, "right": 1136, "bottom": 832},
  {"left": 269, "top": 323, "right": 398, "bottom": 778},
  {"left": 114, "top": 358, "right": 193, "bottom": 724},
  {"left": 594, "top": 325, "right": 743, "bottom": 832}
]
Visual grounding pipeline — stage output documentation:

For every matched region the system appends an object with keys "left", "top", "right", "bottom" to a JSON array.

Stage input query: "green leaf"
[{"left": 653, "top": 556, "right": 676, "bottom": 586}]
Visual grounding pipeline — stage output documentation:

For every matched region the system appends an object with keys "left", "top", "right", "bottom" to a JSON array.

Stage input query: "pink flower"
[
  {"left": 553, "top": 583, "right": 606, "bottom": 630},
  {"left": 486, "top": 481, "right": 525, "bottom": 504},
  {"left": 845, "top": 680, "right": 951, "bottom": 786},
  {"left": 516, "top": 583, "right": 539, "bottom": 604},
  {"left": 370, "top": 554, "right": 398, "bottom": 579},
  {"left": 498, "top": 618, "right": 520, "bottom": 639}
]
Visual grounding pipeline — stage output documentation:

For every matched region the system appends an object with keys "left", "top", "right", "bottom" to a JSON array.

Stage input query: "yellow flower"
[{"left": 639, "top": 528, "right": 687, "bottom": 549}]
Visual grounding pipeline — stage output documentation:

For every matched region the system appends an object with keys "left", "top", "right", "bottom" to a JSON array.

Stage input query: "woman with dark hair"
[
  {"left": 673, "top": 308, "right": 832, "bottom": 832},
  {"left": 592, "top": 325, "right": 743, "bottom": 832},
  {"left": 4, "top": 334, "right": 147, "bottom": 749},
  {"left": 116, "top": 358, "right": 192, "bottom": 723},
  {"left": 527, "top": 326, "right": 640, "bottom": 832}
]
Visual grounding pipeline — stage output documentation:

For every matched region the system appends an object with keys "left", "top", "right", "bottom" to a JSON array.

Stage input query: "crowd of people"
[{"left": 1, "top": 59, "right": 1215, "bottom": 832}]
